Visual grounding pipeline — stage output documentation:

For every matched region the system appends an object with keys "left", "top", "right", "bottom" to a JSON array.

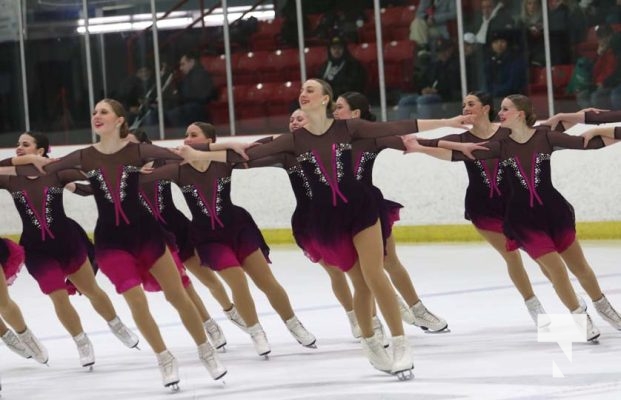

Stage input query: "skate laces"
[
  {"left": 595, "top": 296, "right": 619, "bottom": 319},
  {"left": 157, "top": 351, "right": 177, "bottom": 381},
  {"left": 114, "top": 325, "right": 134, "bottom": 343},
  {"left": 414, "top": 303, "right": 443, "bottom": 325},
  {"left": 199, "top": 342, "right": 216, "bottom": 360},
  {"left": 22, "top": 331, "right": 42, "bottom": 353},
  {"left": 3, "top": 331, "right": 22, "bottom": 348},
  {"left": 286, "top": 317, "right": 315, "bottom": 343},
  {"left": 206, "top": 321, "right": 223, "bottom": 339},
  {"left": 75, "top": 334, "right": 92, "bottom": 357}
]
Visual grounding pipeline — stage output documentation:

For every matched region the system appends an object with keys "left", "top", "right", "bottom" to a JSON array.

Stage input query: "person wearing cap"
[
  {"left": 397, "top": 37, "right": 461, "bottom": 119},
  {"left": 317, "top": 36, "right": 366, "bottom": 98},
  {"left": 483, "top": 30, "right": 527, "bottom": 99}
]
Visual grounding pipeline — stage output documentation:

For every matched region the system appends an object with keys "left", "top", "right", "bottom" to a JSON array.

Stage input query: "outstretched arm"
[
  {"left": 7, "top": 155, "right": 55, "bottom": 172},
  {"left": 139, "top": 142, "right": 228, "bottom": 164},
  {"left": 403, "top": 135, "right": 496, "bottom": 161},
  {"left": 0, "top": 167, "right": 16, "bottom": 176},
  {"left": 14, "top": 149, "right": 83, "bottom": 176},
  {"left": 541, "top": 108, "right": 612, "bottom": 130},
  {"left": 581, "top": 126, "right": 621, "bottom": 147},
  {"left": 178, "top": 134, "right": 294, "bottom": 164},
  {"left": 348, "top": 115, "right": 472, "bottom": 140},
  {"left": 138, "top": 162, "right": 181, "bottom": 185}
]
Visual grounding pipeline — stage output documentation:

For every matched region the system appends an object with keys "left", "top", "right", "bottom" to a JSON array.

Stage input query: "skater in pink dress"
[
  {"left": 334, "top": 91, "right": 448, "bottom": 333},
  {"left": 11, "top": 99, "right": 227, "bottom": 390},
  {"left": 140, "top": 121, "right": 317, "bottom": 357},
  {"left": 175, "top": 79, "right": 470, "bottom": 378},
  {"left": 405, "top": 94, "right": 621, "bottom": 340}
]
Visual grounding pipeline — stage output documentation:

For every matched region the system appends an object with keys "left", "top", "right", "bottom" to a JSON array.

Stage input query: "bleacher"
[{"left": 201, "top": 2, "right": 419, "bottom": 132}]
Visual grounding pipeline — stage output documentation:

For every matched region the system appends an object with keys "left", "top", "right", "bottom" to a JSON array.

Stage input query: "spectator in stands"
[
  {"left": 318, "top": 35, "right": 366, "bottom": 98},
  {"left": 576, "top": 24, "right": 620, "bottom": 108},
  {"left": 483, "top": 30, "right": 528, "bottom": 99},
  {"left": 609, "top": 32, "right": 621, "bottom": 109},
  {"left": 464, "top": 32, "right": 485, "bottom": 91},
  {"left": 515, "top": 0, "right": 545, "bottom": 66},
  {"left": 466, "top": 0, "right": 515, "bottom": 46},
  {"left": 408, "top": 0, "right": 457, "bottom": 50},
  {"left": 166, "top": 51, "right": 216, "bottom": 127},
  {"left": 115, "top": 66, "right": 153, "bottom": 125},
  {"left": 548, "top": 0, "right": 588, "bottom": 65},
  {"left": 397, "top": 37, "right": 462, "bottom": 119}
]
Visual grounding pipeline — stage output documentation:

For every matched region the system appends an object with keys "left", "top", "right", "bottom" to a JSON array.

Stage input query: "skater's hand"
[
  {"left": 172, "top": 145, "right": 200, "bottom": 164},
  {"left": 455, "top": 141, "right": 489, "bottom": 160}
]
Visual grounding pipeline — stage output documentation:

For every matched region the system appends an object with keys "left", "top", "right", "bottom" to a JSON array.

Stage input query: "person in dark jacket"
[
  {"left": 166, "top": 51, "right": 216, "bottom": 127},
  {"left": 317, "top": 36, "right": 366, "bottom": 98},
  {"left": 397, "top": 37, "right": 462, "bottom": 119},
  {"left": 483, "top": 31, "right": 527, "bottom": 99}
]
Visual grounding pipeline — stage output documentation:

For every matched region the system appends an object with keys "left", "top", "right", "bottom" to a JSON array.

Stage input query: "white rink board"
[{"left": 0, "top": 129, "right": 620, "bottom": 235}]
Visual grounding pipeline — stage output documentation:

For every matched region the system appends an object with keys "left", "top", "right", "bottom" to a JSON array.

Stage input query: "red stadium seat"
[
  {"left": 268, "top": 80, "right": 301, "bottom": 131},
  {"left": 304, "top": 46, "right": 326, "bottom": 77},
  {"left": 235, "top": 51, "right": 271, "bottom": 85},
  {"left": 383, "top": 40, "right": 416, "bottom": 90},
  {"left": 262, "top": 48, "right": 302, "bottom": 82},
  {"left": 250, "top": 17, "right": 283, "bottom": 51}
]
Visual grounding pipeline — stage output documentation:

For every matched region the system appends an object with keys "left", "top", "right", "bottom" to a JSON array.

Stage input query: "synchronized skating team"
[{"left": 1, "top": 79, "right": 620, "bottom": 393}]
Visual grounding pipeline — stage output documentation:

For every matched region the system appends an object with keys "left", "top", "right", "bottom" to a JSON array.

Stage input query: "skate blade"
[
  {"left": 303, "top": 342, "right": 318, "bottom": 349},
  {"left": 165, "top": 382, "right": 180, "bottom": 392},
  {"left": 133, "top": 344, "right": 141, "bottom": 351},
  {"left": 213, "top": 370, "right": 227, "bottom": 381},
  {"left": 588, "top": 334, "right": 601, "bottom": 344},
  {"left": 392, "top": 367, "right": 414, "bottom": 381},
  {"left": 421, "top": 325, "right": 450, "bottom": 334},
  {"left": 261, "top": 353, "right": 270, "bottom": 360},
  {"left": 83, "top": 364, "right": 94, "bottom": 372}
]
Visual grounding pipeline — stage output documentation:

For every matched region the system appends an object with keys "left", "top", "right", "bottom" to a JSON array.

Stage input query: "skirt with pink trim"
[
  {"left": 94, "top": 214, "right": 172, "bottom": 294},
  {"left": 368, "top": 185, "right": 403, "bottom": 242},
  {"left": 191, "top": 206, "right": 270, "bottom": 271},
  {"left": 290, "top": 204, "right": 322, "bottom": 263},
  {"left": 141, "top": 245, "right": 191, "bottom": 292},
  {"left": 0, "top": 238, "right": 25, "bottom": 286},
  {"left": 503, "top": 196, "right": 576, "bottom": 259},
  {"left": 161, "top": 207, "right": 195, "bottom": 262},
  {"left": 302, "top": 185, "right": 380, "bottom": 272}
]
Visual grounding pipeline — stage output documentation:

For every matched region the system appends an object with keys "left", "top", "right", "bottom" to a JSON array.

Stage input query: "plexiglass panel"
[{"left": 0, "top": 0, "right": 26, "bottom": 146}]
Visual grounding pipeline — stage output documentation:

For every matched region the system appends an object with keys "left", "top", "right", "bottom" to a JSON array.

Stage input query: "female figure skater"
[
  {"left": 401, "top": 92, "right": 553, "bottom": 326},
  {"left": 334, "top": 91, "right": 448, "bottom": 332},
  {"left": 11, "top": 100, "right": 227, "bottom": 390},
  {"left": 0, "top": 237, "right": 47, "bottom": 363},
  {"left": 405, "top": 94, "right": 621, "bottom": 339},
  {"left": 177, "top": 79, "right": 470, "bottom": 378},
  {"left": 288, "top": 109, "right": 385, "bottom": 340},
  {"left": 0, "top": 132, "right": 139, "bottom": 368},
  {"left": 143, "top": 121, "right": 316, "bottom": 358},
  {"left": 127, "top": 129, "right": 245, "bottom": 350}
]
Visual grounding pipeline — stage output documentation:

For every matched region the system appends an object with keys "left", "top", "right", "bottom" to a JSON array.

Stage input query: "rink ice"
[{"left": 1, "top": 242, "right": 620, "bottom": 400}]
